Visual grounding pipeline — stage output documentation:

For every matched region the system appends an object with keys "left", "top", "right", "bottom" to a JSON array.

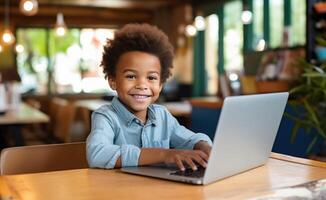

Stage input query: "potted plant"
[{"left": 284, "top": 37, "right": 326, "bottom": 156}]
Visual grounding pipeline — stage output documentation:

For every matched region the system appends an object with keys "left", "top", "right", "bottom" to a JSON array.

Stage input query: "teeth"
[{"left": 133, "top": 95, "right": 148, "bottom": 99}]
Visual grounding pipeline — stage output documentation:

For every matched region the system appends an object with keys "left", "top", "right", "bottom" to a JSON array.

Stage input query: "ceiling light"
[
  {"left": 194, "top": 16, "right": 206, "bottom": 31},
  {"left": 185, "top": 24, "right": 197, "bottom": 37},
  {"left": 229, "top": 73, "right": 239, "bottom": 81},
  {"left": 241, "top": 10, "right": 253, "bottom": 24},
  {"left": 2, "top": 29, "right": 15, "bottom": 45},
  {"left": 256, "top": 39, "right": 266, "bottom": 51},
  {"left": 55, "top": 13, "right": 67, "bottom": 37},
  {"left": 15, "top": 44, "right": 25, "bottom": 53},
  {"left": 2, "top": 0, "right": 15, "bottom": 45},
  {"left": 19, "top": 0, "right": 38, "bottom": 16}
]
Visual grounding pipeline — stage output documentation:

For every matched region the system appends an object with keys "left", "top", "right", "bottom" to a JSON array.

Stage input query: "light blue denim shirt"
[{"left": 86, "top": 97, "right": 212, "bottom": 169}]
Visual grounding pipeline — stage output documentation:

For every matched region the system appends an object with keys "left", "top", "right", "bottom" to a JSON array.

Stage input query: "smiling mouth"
[{"left": 130, "top": 94, "right": 151, "bottom": 100}]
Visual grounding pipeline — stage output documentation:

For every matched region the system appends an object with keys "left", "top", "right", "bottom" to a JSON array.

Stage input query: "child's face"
[{"left": 109, "top": 51, "right": 163, "bottom": 118}]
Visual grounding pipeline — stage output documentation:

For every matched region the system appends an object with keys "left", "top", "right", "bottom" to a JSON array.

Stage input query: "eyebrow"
[
  {"left": 122, "top": 69, "right": 137, "bottom": 73},
  {"left": 122, "top": 69, "right": 160, "bottom": 75}
]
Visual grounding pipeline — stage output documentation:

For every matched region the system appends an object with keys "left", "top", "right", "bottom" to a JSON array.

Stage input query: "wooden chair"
[
  {"left": 49, "top": 98, "right": 76, "bottom": 143},
  {"left": 240, "top": 75, "right": 258, "bottom": 95},
  {"left": 0, "top": 142, "right": 88, "bottom": 175}
]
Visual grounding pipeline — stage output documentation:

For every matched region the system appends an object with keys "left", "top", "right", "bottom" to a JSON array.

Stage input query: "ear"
[{"left": 108, "top": 77, "right": 117, "bottom": 90}]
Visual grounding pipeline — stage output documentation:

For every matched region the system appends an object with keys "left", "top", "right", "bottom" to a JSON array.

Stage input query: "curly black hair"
[{"left": 101, "top": 23, "right": 174, "bottom": 83}]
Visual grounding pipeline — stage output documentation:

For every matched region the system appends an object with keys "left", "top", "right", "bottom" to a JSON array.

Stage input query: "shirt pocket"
[{"left": 152, "top": 139, "right": 170, "bottom": 148}]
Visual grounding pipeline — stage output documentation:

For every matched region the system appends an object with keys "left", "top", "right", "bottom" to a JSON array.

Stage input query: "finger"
[
  {"left": 202, "top": 148, "right": 211, "bottom": 155},
  {"left": 175, "top": 158, "right": 185, "bottom": 171},
  {"left": 205, "top": 148, "right": 211, "bottom": 156},
  {"left": 192, "top": 155, "right": 207, "bottom": 168},
  {"left": 185, "top": 157, "right": 197, "bottom": 171},
  {"left": 196, "top": 150, "right": 209, "bottom": 162}
]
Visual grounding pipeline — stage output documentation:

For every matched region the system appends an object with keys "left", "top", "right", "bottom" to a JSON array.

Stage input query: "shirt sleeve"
[
  {"left": 167, "top": 110, "right": 213, "bottom": 149},
  {"left": 86, "top": 112, "right": 140, "bottom": 169}
]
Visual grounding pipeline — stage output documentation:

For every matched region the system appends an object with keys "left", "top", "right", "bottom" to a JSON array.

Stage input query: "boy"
[{"left": 87, "top": 23, "right": 212, "bottom": 171}]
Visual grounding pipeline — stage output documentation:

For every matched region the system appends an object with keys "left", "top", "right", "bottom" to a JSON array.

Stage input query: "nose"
[{"left": 135, "top": 78, "right": 148, "bottom": 90}]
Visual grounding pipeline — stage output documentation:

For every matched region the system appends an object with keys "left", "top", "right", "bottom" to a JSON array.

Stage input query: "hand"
[
  {"left": 194, "top": 141, "right": 212, "bottom": 157},
  {"left": 164, "top": 149, "right": 209, "bottom": 171}
]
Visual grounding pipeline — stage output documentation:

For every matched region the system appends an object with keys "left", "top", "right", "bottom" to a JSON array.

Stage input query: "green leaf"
[
  {"left": 290, "top": 122, "right": 300, "bottom": 143},
  {"left": 306, "top": 136, "right": 318, "bottom": 154},
  {"left": 316, "top": 36, "right": 326, "bottom": 46},
  {"left": 316, "top": 127, "right": 326, "bottom": 139},
  {"left": 289, "top": 85, "right": 308, "bottom": 94},
  {"left": 302, "top": 99, "right": 320, "bottom": 126},
  {"left": 283, "top": 112, "right": 315, "bottom": 127},
  {"left": 302, "top": 73, "right": 326, "bottom": 78}
]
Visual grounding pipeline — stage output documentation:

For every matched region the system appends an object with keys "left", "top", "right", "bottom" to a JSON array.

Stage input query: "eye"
[
  {"left": 125, "top": 74, "right": 136, "bottom": 80},
  {"left": 148, "top": 75, "right": 158, "bottom": 81}
]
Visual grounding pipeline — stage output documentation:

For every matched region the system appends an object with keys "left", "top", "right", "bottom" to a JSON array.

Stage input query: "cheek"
[
  {"left": 122, "top": 81, "right": 139, "bottom": 93},
  {"left": 118, "top": 83, "right": 131, "bottom": 92},
  {"left": 153, "top": 84, "right": 163, "bottom": 94}
]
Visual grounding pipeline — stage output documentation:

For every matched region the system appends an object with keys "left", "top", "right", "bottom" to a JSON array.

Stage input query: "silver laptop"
[{"left": 121, "top": 92, "right": 289, "bottom": 185}]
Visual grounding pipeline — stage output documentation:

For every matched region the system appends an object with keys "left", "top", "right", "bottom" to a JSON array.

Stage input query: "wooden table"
[
  {"left": 1, "top": 153, "right": 325, "bottom": 200},
  {"left": 76, "top": 99, "right": 192, "bottom": 117},
  {"left": 0, "top": 103, "right": 49, "bottom": 146},
  {"left": 0, "top": 103, "right": 49, "bottom": 125},
  {"left": 189, "top": 96, "right": 223, "bottom": 109}
]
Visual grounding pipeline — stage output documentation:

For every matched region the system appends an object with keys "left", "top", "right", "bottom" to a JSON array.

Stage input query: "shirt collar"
[
  {"left": 111, "top": 97, "right": 157, "bottom": 126},
  {"left": 147, "top": 105, "right": 157, "bottom": 126}
]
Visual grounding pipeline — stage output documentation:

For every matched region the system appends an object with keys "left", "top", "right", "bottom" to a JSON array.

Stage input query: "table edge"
[{"left": 270, "top": 152, "right": 326, "bottom": 168}]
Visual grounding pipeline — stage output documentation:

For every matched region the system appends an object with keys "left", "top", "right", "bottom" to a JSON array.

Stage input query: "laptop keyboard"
[{"left": 170, "top": 166, "right": 206, "bottom": 178}]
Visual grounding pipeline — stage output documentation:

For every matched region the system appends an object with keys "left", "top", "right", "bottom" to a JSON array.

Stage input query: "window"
[
  {"left": 224, "top": 0, "right": 243, "bottom": 72},
  {"left": 205, "top": 14, "right": 219, "bottom": 95},
  {"left": 270, "top": 0, "right": 284, "bottom": 48},
  {"left": 252, "top": 0, "right": 305, "bottom": 49},
  {"left": 49, "top": 28, "right": 82, "bottom": 93},
  {"left": 253, "top": 0, "right": 263, "bottom": 48},
  {"left": 290, "top": 0, "right": 306, "bottom": 46},
  {"left": 16, "top": 28, "right": 48, "bottom": 93},
  {"left": 16, "top": 28, "right": 115, "bottom": 94}
]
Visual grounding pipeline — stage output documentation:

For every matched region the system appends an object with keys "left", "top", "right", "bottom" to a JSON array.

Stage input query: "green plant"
[
  {"left": 284, "top": 58, "right": 326, "bottom": 153},
  {"left": 316, "top": 36, "right": 326, "bottom": 46}
]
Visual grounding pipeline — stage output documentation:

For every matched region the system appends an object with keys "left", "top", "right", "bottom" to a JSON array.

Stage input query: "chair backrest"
[
  {"left": 50, "top": 98, "right": 76, "bottom": 142},
  {"left": 0, "top": 142, "right": 88, "bottom": 175}
]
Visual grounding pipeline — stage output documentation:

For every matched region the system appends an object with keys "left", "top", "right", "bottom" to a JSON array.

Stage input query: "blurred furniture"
[
  {"left": 240, "top": 76, "right": 292, "bottom": 94},
  {"left": 0, "top": 68, "right": 21, "bottom": 82},
  {"left": 49, "top": 98, "right": 76, "bottom": 143},
  {"left": 189, "top": 97, "right": 223, "bottom": 109},
  {"left": 240, "top": 75, "right": 258, "bottom": 94},
  {"left": 161, "top": 101, "right": 192, "bottom": 117},
  {"left": 0, "top": 103, "right": 49, "bottom": 146},
  {"left": 0, "top": 153, "right": 325, "bottom": 199},
  {"left": 24, "top": 98, "right": 42, "bottom": 110},
  {"left": 0, "top": 142, "right": 88, "bottom": 175},
  {"left": 0, "top": 103, "right": 49, "bottom": 125},
  {"left": 189, "top": 97, "right": 223, "bottom": 140},
  {"left": 23, "top": 98, "right": 45, "bottom": 140},
  {"left": 256, "top": 80, "right": 292, "bottom": 93},
  {"left": 240, "top": 78, "right": 292, "bottom": 94}
]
